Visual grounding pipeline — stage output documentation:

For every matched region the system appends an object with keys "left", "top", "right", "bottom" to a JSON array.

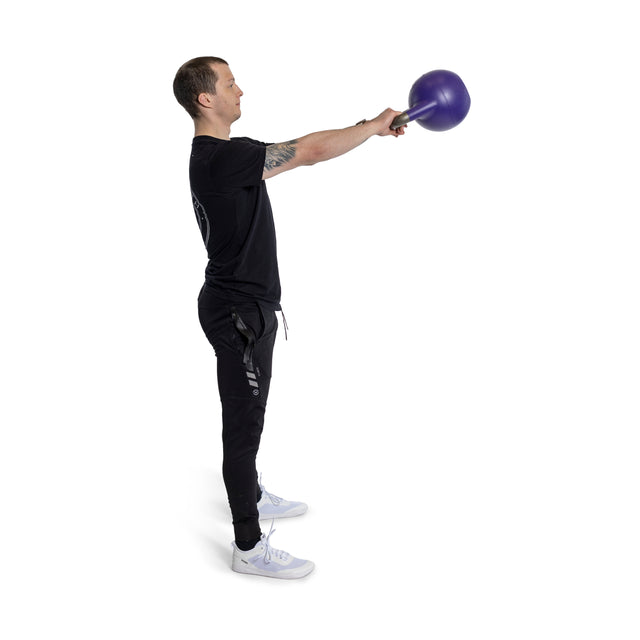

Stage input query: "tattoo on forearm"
[{"left": 264, "top": 140, "right": 298, "bottom": 171}]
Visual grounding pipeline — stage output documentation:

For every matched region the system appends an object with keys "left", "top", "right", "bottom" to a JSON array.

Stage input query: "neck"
[{"left": 194, "top": 118, "right": 231, "bottom": 140}]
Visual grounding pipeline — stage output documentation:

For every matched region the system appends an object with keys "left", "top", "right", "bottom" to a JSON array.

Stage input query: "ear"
[{"left": 197, "top": 92, "right": 215, "bottom": 110}]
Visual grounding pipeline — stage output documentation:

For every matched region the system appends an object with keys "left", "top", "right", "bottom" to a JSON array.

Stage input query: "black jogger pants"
[{"left": 197, "top": 284, "right": 278, "bottom": 545}]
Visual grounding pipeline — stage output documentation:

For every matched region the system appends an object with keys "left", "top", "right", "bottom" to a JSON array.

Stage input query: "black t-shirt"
[{"left": 189, "top": 135, "right": 281, "bottom": 309}]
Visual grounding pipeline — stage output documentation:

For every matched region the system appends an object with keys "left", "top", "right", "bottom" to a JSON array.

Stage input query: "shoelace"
[
  {"left": 262, "top": 520, "right": 289, "bottom": 565},
  {"left": 259, "top": 474, "right": 284, "bottom": 506}
]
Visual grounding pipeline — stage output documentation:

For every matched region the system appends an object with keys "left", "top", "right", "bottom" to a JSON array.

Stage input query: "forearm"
[{"left": 297, "top": 120, "right": 378, "bottom": 165}]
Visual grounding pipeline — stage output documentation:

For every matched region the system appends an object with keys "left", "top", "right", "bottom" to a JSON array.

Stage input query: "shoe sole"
[{"left": 232, "top": 560, "right": 315, "bottom": 580}]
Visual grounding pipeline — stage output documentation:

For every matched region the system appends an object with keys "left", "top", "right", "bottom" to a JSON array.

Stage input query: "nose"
[{"left": 237, "top": 85, "right": 243, "bottom": 97}]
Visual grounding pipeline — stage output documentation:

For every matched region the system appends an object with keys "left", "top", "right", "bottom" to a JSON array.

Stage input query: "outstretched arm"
[{"left": 261, "top": 108, "right": 406, "bottom": 180}]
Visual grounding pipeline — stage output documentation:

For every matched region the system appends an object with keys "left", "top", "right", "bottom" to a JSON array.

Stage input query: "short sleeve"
[{"left": 209, "top": 138, "right": 266, "bottom": 188}]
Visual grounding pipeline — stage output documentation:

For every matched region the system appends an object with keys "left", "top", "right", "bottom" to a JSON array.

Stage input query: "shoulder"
[
  {"left": 191, "top": 135, "right": 222, "bottom": 161},
  {"left": 191, "top": 136, "right": 267, "bottom": 187},
  {"left": 232, "top": 136, "right": 270, "bottom": 147}
]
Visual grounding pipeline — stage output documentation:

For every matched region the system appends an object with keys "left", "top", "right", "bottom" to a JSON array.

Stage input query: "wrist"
[{"left": 354, "top": 118, "right": 378, "bottom": 137}]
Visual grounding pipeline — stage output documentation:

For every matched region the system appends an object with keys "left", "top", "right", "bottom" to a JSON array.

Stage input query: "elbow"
[
  {"left": 300, "top": 141, "right": 326, "bottom": 166},
  {"left": 301, "top": 148, "right": 320, "bottom": 166}
]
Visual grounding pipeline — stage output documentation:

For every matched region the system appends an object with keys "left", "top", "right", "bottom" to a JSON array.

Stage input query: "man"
[{"left": 173, "top": 56, "right": 406, "bottom": 580}]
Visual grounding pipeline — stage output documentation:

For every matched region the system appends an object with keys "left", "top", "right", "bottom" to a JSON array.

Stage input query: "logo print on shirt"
[{"left": 191, "top": 191, "right": 210, "bottom": 247}]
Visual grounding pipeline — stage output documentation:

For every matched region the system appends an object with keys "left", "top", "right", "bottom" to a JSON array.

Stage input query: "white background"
[{"left": 1, "top": 0, "right": 639, "bottom": 638}]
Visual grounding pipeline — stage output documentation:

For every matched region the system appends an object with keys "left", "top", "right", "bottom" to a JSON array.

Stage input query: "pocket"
[
  {"left": 258, "top": 306, "right": 278, "bottom": 343},
  {"left": 231, "top": 306, "right": 260, "bottom": 371}
]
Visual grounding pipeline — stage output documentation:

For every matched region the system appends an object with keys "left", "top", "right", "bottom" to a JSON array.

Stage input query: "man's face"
[{"left": 212, "top": 64, "right": 243, "bottom": 123}]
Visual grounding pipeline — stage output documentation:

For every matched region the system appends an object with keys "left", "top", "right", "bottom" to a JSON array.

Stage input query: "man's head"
[{"left": 173, "top": 56, "right": 243, "bottom": 123}]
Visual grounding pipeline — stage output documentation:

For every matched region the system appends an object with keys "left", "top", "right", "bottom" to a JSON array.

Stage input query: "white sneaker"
[
  {"left": 231, "top": 524, "right": 315, "bottom": 580},
  {"left": 257, "top": 478, "right": 308, "bottom": 520}
]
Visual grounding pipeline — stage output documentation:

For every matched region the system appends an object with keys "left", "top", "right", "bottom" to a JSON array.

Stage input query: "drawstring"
[{"left": 279, "top": 308, "right": 289, "bottom": 341}]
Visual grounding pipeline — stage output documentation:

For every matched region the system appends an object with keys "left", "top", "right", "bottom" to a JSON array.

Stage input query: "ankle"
[{"left": 235, "top": 537, "right": 261, "bottom": 552}]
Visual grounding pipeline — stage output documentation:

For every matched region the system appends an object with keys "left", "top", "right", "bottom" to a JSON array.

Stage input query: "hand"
[{"left": 371, "top": 108, "right": 407, "bottom": 137}]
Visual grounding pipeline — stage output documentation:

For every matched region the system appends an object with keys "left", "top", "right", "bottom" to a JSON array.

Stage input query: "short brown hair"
[{"left": 173, "top": 56, "right": 229, "bottom": 118}]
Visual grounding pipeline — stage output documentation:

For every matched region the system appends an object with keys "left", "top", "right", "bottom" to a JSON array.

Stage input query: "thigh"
[
  {"left": 200, "top": 300, "right": 278, "bottom": 401},
  {"left": 226, "top": 303, "right": 277, "bottom": 401}
]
